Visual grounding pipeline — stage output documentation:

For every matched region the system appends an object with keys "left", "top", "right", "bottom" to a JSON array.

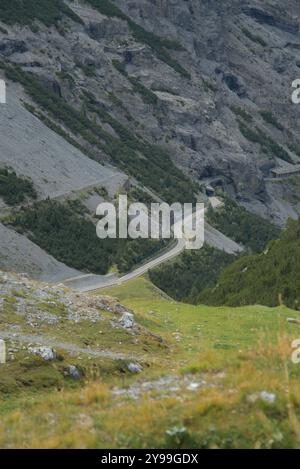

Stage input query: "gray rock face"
[
  {"left": 242, "top": 7, "right": 299, "bottom": 34},
  {"left": 89, "top": 18, "right": 129, "bottom": 40}
]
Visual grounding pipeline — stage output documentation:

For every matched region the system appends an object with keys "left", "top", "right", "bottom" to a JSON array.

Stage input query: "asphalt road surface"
[{"left": 63, "top": 209, "right": 243, "bottom": 292}]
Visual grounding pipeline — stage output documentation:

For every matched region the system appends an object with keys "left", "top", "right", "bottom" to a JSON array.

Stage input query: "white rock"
[
  {"left": 187, "top": 382, "right": 201, "bottom": 391},
  {"left": 127, "top": 362, "right": 143, "bottom": 373},
  {"left": 119, "top": 312, "right": 135, "bottom": 329},
  {"left": 247, "top": 391, "right": 277, "bottom": 404},
  {"left": 68, "top": 365, "right": 81, "bottom": 380},
  {"left": 28, "top": 346, "right": 56, "bottom": 361},
  {"left": 259, "top": 391, "right": 276, "bottom": 403}
]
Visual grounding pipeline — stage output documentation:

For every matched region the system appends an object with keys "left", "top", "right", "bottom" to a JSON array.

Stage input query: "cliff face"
[{"left": 1, "top": 0, "right": 300, "bottom": 224}]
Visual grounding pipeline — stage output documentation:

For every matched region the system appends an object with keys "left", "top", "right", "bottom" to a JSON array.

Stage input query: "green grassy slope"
[
  {"left": 149, "top": 245, "right": 235, "bottom": 303},
  {"left": 199, "top": 218, "right": 300, "bottom": 310},
  {"left": 1, "top": 277, "right": 300, "bottom": 448}
]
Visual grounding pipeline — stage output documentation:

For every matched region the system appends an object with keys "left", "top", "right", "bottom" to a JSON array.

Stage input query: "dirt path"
[{"left": 0, "top": 330, "right": 139, "bottom": 361}]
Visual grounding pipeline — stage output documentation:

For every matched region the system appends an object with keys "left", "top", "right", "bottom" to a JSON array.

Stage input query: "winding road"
[{"left": 63, "top": 207, "right": 243, "bottom": 293}]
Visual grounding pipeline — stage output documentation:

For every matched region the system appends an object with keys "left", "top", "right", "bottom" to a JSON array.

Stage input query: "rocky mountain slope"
[
  {"left": 1, "top": 0, "right": 300, "bottom": 278},
  {"left": 1, "top": 1, "right": 300, "bottom": 210}
]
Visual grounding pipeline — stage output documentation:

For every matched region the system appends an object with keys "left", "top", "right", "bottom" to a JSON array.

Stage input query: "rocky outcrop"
[
  {"left": 242, "top": 7, "right": 299, "bottom": 34},
  {"left": 119, "top": 312, "right": 135, "bottom": 329},
  {"left": 89, "top": 18, "right": 129, "bottom": 40},
  {"left": 222, "top": 73, "right": 247, "bottom": 98},
  {"left": 0, "top": 39, "right": 27, "bottom": 56}
]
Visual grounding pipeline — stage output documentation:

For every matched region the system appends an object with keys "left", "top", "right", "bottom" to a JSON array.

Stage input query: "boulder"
[
  {"left": 68, "top": 365, "right": 81, "bottom": 380},
  {"left": 119, "top": 312, "right": 135, "bottom": 329},
  {"left": 28, "top": 346, "right": 56, "bottom": 361},
  {"left": 259, "top": 391, "right": 277, "bottom": 403},
  {"left": 127, "top": 362, "right": 143, "bottom": 373}
]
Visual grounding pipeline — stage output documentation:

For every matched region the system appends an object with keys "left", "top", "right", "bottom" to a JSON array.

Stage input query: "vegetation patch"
[
  {"left": 260, "top": 110, "right": 284, "bottom": 131},
  {"left": 238, "top": 120, "right": 293, "bottom": 163},
  {"left": 5, "top": 199, "right": 116, "bottom": 274},
  {"left": 241, "top": 27, "right": 267, "bottom": 47},
  {"left": 288, "top": 142, "right": 300, "bottom": 158},
  {"left": 118, "top": 238, "right": 169, "bottom": 273},
  {"left": 4, "top": 198, "right": 168, "bottom": 274},
  {"left": 199, "top": 218, "right": 300, "bottom": 309},
  {"left": 0, "top": 356, "right": 64, "bottom": 395},
  {"left": 0, "top": 167, "right": 37, "bottom": 205},
  {"left": 231, "top": 106, "right": 253, "bottom": 123},
  {"left": 149, "top": 245, "right": 235, "bottom": 303},
  {"left": 0, "top": 0, "right": 83, "bottom": 27},
  {"left": 0, "top": 276, "right": 300, "bottom": 447},
  {"left": 128, "top": 186, "right": 156, "bottom": 208}
]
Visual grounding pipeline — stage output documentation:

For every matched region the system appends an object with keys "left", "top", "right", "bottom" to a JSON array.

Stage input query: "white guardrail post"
[
  {"left": 0, "top": 339, "right": 6, "bottom": 364},
  {"left": 0, "top": 79, "right": 6, "bottom": 104}
]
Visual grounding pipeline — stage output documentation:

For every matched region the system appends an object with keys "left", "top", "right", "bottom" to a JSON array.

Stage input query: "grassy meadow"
[{"left": 0, "top": 277, "right": 300, "bottom": 448}]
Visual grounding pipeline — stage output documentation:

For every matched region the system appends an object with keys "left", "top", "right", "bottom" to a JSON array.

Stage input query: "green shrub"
[
  {"left": 94, "top": 186, "right": 109, "bottom": 198},
  {"left": 81, "top": 64, "right": 97, "bottom": 77},
  {"left": 241, "top": 27, "right": 267, "bottom": 47},
  {"left": 149, "top": 245, "right": 235, "bottom": 303},
  {"left": 260, "top": 110, "right": 284, "bottom": 131},
  {"left": 128, "top": 186, "right": 155, "bottom": 207},
  {"left": 231, "top": 106, "right": 253, "bottom": 123},
  {"left": 116, "top": 238, "right": 169, "bottom": 273},
  {"left": 0, "top": 168, "right": 37, "bottom": 205},
  {"left": 288, "top": 142, "right": 300, "bottom": 157}
]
